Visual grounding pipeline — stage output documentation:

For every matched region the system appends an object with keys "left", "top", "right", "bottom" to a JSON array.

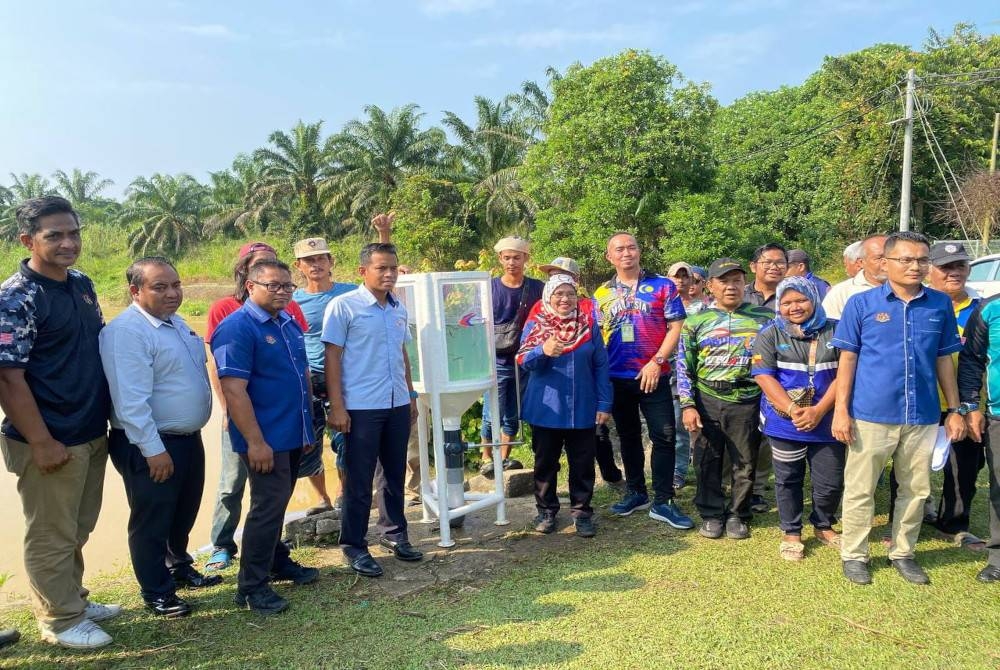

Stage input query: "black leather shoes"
[
  {"left": 146, "top": 594, "right": 192, "bottom": 618},
  {"left": 349, "top": 553, "right": 384, "bottom": 577},
  {"left": 172, "top": 567, "right": 223, "bottom": 589},
  {"left": 842, "top": 560, "right": 872, "bottom": 585},
  {"left": 378, "top": 538, "right": 424, "bottom": 562},
  {"left": 271, "top": 561, "right": 319, "bottom": 585},
  {"left": 234, "top": 587, "right": 288, "bottom": 615},
  {"left": 891, "top": 558, "right": 930, "bottom": 585},
  {"left": 977, "top": 564, "right": 1000, "bottom": 583}
]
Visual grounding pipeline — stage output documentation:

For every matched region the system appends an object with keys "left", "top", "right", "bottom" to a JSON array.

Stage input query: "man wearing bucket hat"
[
  {"left": 677, "top": 258, "right": 774, "bottom": 540},
  {"left": 480, "top": 236, "right": 544, "bottom": 478},
  {"left": 292, "top": 237, "right": 357, "bottom": 517}
]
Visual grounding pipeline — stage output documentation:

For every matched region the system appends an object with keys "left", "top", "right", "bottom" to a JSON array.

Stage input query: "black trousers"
[
  {"left": 532, "top": 425, "right": 596, "bottom": 518},
  {"left": 768, "top": 437, "right": 845, "bottom": 535},
  {"left": 238, "top": 448, "right": 301, "bottom": 593},
  {"left": 339, "top": 406, "right": 411, "bottom": 560},
  {"left": 611, "top": 377, "right": 676, "bottom": 503},
  {"left": 693, "top": 394, "right": 761, "bottom": 521},
  {"left": 594, "top": 423, "right": 623, "bottom": 483},
  {"left": 108, "top": 428, "right": 205, "bottom": 601},
  {"left": 888, "top": 413, "right": 987, "bottom": 534}
]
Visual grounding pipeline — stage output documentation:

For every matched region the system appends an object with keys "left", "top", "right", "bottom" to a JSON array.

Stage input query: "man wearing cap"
[
  {"left": 832, "top": 231, "right": 966, "bottom": 586},
  {"left": 677, "top": 258, "right": 774, "bottom": 540},
  {"left": 822, "top": 235, "right": 887, "bottom": 320},
  {"left": 534, "top": 256, "right": 625, "bottom": 490},
  {"left": 101, "top": 257, "right": 217, "bottom": 618},
  {"left": 480, "top": 236, "right": 544, "bottom": 477},
  {"left": 203, "top": 242, "right": 309, "bottom": 573},
  {"left": 594, "top": 233, "right": 693, "bottom": 528},
  {"left": 292, "top": 236, "right": 357, "bottom": 517},
  {"left": 901, "top": 242, "right": 984, "bottom": 549},
  {"left": 667, "top": 261, "right": 707, "bottom": 490},
  {"left": 785, "top": 249, "right": 831, "bottom": 300}
]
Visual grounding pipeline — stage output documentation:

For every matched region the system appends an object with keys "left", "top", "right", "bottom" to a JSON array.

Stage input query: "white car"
[{"left": 967, "top": 253, "right": 1000, "bottom": 298}]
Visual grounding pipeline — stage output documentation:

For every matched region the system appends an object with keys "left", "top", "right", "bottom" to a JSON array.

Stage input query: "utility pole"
[{"left": 899, "top": 68, "right": 916, "bottom": 232}]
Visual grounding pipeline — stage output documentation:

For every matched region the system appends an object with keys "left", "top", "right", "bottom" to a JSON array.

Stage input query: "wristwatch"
[
  {"left": 957, "top": 402, "right": 979, "bottom": 416},
  {"left": 409, "top": 390, "right": 419, "bottom": 400},
  {"left": 654, "top": 356, "right": 666, "bottom": 365}
]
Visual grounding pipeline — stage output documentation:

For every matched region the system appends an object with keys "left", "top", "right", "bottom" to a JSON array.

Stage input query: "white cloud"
[
  {"left": 420, "top": 0, "right": 495, "bottom": 15},
  {"left": 470, "top": 24, "right": 653, "bottom": 49},
  {"left": 690, "top": 28, "right": 776, "bottom": 67},
  {"left": 175, "top": 23, "right": 244, "bottom": 40}
]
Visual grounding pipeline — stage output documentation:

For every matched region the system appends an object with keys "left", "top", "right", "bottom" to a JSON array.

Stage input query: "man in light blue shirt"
[
  {"left": 100, "top": 257, "right": 217, "bottom": 619},
  {"left": 322, "top": 242, "right": 421, "bottom": 578}
]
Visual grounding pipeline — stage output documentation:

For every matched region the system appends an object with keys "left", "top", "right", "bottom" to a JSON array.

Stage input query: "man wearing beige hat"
[
  {"left": 481, "top": 236, "right": 544, "bottom": 477},
  {"left": 292, "top": 236, "right": 357, "bottom": 516}
]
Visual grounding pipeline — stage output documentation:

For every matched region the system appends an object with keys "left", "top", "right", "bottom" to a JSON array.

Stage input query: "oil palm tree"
[
  {"left": 52, "top": 169, "right": 114, "bottom": 205},
  {"left": 120, "top": 174, "right": 206, "bottom": 255},
  {"left": 252, "top": 120, "right": 333, "bottom": 237},
  {"left": 322, "top": 104, "right": 446, "bottom": 233},
  {"left": 204, "top": 154, "right": 275, "bottom": 236},
  {"left": 442, "top": 96, "right": 537, "bottom": 240}
]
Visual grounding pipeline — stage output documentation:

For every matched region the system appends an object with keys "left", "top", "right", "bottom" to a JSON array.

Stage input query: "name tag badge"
[{"left": 621, "top": 322, "right": 635, "bottom": 343}]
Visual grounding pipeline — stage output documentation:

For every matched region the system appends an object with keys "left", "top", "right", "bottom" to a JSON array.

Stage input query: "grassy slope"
[{"left": 1, "top": 476, "right": 997, "bottom": 670}]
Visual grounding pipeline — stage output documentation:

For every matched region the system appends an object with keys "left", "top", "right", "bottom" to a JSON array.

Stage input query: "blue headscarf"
[{"left": 775, "top": 275, "right": 827, "bottom": 338}]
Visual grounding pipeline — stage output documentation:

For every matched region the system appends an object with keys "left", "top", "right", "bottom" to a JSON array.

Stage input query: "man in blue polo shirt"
[
  {"left": 322, "top": 242, "right": 421, "bottom": 578},
  {"left": 831, "top": 231, "right": 966, "bottom": 586},
  {"left": 212, "top": 259, "right": 317, "bottom": 614}
]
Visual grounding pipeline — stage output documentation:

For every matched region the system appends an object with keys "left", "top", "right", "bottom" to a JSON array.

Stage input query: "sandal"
[
  {"left": 953, "top": 531, "right": 987, "bottom": 552},
  {"left": 305, "top": 501, "right": 333, "bottom": 516},
  {"left": 204, "top": 548, "right": 232, "bottom": 572},
  {"left": 779, "top": 540, "right": 805, "bottom": 561},
  {"left": 814, "top": 529, "right": 842, "bottom": 548}
]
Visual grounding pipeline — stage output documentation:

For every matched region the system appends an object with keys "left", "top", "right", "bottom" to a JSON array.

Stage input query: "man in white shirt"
[
  {"left": 822, "top": 235, "right": 887, "bottom": 320},
  {"left": 100, "top": 257, "right": 216, "bottom": 618}
]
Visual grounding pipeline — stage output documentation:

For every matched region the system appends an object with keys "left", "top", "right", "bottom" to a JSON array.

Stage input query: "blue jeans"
[
  {"left": 209, "top": 429, "right": 247, "bottom": 555},
  {"left": 481, "top": 362, "right": 520, "bottom": 441},
  {"left": 673, "top": 399, "right": 690, "bottom": 479}
]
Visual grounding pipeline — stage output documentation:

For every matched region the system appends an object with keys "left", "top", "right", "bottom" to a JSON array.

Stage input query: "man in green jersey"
[{"left": 676, "top": 258, "right": 774, "bottom": 540}]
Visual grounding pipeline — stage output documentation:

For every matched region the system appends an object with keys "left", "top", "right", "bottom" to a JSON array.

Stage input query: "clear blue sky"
[{"left": 1, "top": 0, "right": 997, "bottom": 197}]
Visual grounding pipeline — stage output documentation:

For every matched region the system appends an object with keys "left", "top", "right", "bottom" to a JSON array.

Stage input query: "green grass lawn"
[{"left": 1, "top": 470, "right": 997, "bottom": 670}]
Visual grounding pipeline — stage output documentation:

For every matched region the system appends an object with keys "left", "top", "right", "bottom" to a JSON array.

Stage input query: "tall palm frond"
[
  {"left": 204, "top": 154, "right": 275, "bottom": 236},
  {"left": 119, "top": 174, "right": 206, "bottom": 255},
  {"left": 52, "top": 169, "right": 114, "bottom": 205}
]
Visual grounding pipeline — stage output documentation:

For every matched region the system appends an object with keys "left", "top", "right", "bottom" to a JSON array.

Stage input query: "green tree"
[
  {"left": 389, "top": 173, "right": 475, "bottom": 270},
  {"left": 522, "top": 50, "right": 717, "bottom": 281},
  {"left": 52, "top": 169, "right": 114, "bottom": 205},
  {"left": 253, "top": 120, "right": 333, "bottom": 238},
  {"left": 120, "top": 174, "right": 206, "bottom": 255},
  {"left": 323, "top": 104, "right": 445, "bottom": 233},
  {"left": 7, "top": 173, "right": 55, "bottom": 201}
]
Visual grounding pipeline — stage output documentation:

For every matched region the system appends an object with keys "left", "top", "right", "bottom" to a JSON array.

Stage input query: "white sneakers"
[
  {"left": 41, "top": 602, "right": 122, "bottom": 649},
  {"left": 84, "top": 602, "right": 123, "bottom": 622},
  {"left": 41, "top": 619, "right": 112, "bottom": 649}
]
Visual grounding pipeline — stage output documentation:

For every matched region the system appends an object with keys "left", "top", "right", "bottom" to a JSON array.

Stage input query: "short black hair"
[
  {"left": 15, "top": 196, "right": 79, "bottom": 237},
  {"left": 883, "top": 231, "right": 930, "bottom": 256},
  {"left": 126, "top": 256, "right": 176, "bottom": 289},
  {"left": 248, "top": 259, "right": 291, "bottom": 281},
  {"left": 360, "top": 243, "right": 398, "bottom": 266},
  {"left": 751, "top": 243, "right": 787, "bottom": 263}
]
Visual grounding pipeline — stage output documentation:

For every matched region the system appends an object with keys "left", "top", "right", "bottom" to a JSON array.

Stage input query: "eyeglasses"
[
  {"left": 755, "top": 260, "right": 787, "bottom": 268},
  {"left": 250, "top": 280, "right": 297, "bottom": 293},
  {"left": 885, "top": 257, "right": 931, "bottom": 267}
]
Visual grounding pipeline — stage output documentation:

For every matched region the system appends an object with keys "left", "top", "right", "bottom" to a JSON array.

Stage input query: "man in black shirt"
[{"left": 0, "top": 197, "right": 117, "bottom": 649}]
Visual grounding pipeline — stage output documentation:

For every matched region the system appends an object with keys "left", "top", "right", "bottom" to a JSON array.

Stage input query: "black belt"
[
  {"left": 698, "top": 379, "right": 757, "bottom": 393},
  {"left": 159, "top": 430, "right": 200, "bottom": 438}
]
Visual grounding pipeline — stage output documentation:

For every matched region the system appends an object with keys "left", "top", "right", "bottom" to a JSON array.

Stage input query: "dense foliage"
[{"left": 3, "top": 24, "right": 999, "bottom": 281}]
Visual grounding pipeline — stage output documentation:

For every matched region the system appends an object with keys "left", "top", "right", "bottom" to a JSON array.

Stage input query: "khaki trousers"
[
  {"left": 1, "top": 435, "right": 107, "bottom": 633},
  {"left": 840, "top": 420, "right": 935, "bottom": 562},
  {"left": 405, "top": 426, "right": 422, "bottom": 499}
]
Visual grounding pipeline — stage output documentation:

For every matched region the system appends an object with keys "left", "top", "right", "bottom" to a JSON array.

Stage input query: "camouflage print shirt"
[
  {"left": 676, "top": 303, "right": 775, "bottom": 408},
  {"left": 0, "top": 260, "right": 110, "bottom": 445}
]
